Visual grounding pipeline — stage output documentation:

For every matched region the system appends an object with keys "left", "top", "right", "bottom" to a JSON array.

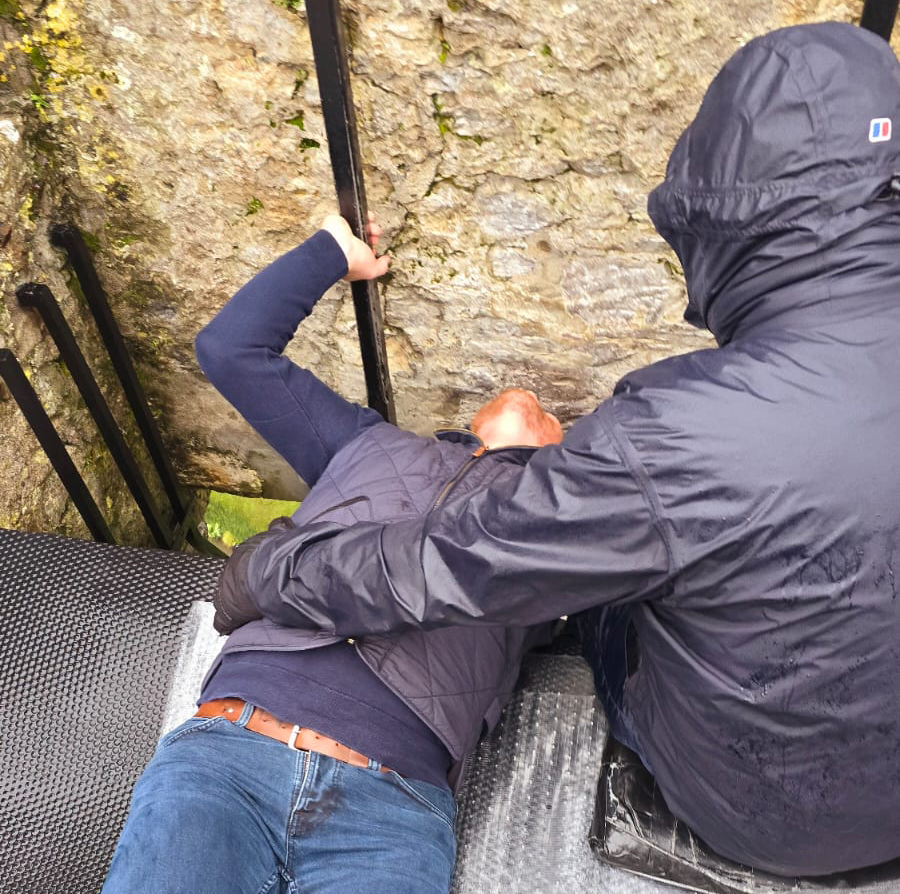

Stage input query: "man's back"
[
  {"left": 613, "top": 312, "right": 900, "bottom": 872},
  {"left": 623, "top": 21, "right": 900, "bottom": 872}
]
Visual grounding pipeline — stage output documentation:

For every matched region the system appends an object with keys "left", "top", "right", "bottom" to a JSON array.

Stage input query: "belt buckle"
[{"left": 287, "top": 724, "right": 303, "bottom": 750}]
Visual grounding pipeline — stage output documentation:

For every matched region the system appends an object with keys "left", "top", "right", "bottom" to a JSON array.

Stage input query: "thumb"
[
  {"left": 372, "top": 254, "right": 390, "bottom": 278},
  {"left": 345, "top": 252, "right": 390, "bottom": 282}
]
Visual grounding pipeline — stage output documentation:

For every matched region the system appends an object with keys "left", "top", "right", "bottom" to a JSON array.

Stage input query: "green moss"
[
  {"left": 660, "top": 256, "right": 684, "bottom": 278},
  {"left": 272, "top": 0, "right": 302, "bottom": 11},
  {"left": 293, "top": 68, "right": 309, "bottom": 96},
  {"left": 245, "top": 197, "right": 263, "bottom": 215},
  {"left": 29, "top": 93, "right": 49, "bottom": 110},
  {"left": 431, "top": 94, "right": 485, "bottom": 145},
  {"left": 438, "top": 39, "right": 451, "bottom": 64},
  {"left": 0, "top": 0, "right": 22, "bottom": 20},
  {"left": 446, "top": 0, "right": 461, "bottom": 10},
  {"left": 432, "top": 94, "right": 452, "bottom": 136},
  {"left": 298, "top": 137, "right": 320, "bottom": 151},
  {"left": 118, "top": 278, "right": 170, "bottom": 313},
  {"left": 80, "top": 229, "right": 101, "bottom": 253},
  {"left": 284, "top": 111, "right": 305, "bottom": 129},
  {"left": 541, "top": 43, "right": 553, "bottom": 57},
  {"left": 108, "top": 180, "right": 130, "bottom": 202},
  {"left": 28, "top": 44, "right": 50, "bottom": 72},
  {"left": 204, "top": 490, "right": 300, "bottom": 550}
]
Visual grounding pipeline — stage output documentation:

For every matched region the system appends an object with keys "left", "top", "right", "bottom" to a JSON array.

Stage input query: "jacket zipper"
[{"left": 430, "top": 445, "right": 487, "bottom": 511}]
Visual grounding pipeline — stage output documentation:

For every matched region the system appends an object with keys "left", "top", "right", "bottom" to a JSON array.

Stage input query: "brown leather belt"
[{"left": 195, "top": 698, "right": 393, "bottom": 774}]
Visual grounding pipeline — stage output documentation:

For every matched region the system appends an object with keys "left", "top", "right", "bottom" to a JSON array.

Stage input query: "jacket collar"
[{"left": 434, "top": 428, "right": 537, "bottom": 465}]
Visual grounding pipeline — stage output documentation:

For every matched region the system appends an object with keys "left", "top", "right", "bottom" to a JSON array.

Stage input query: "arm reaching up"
[{"left": 194, "top": 215, "right": 390, "bottom": 487}]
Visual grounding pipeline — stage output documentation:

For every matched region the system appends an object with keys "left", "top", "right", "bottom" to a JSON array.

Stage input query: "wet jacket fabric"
[
  {"left": 196, "top": 231, "right": 549, "bottom": 789},
  {"left": 243, "top": 25, "right": 900, "bottom": 874}
]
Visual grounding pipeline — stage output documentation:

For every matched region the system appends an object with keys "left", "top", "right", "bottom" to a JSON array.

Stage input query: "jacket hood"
[{"left": 648, "top": 23, "right": 900, "bottom": 344}]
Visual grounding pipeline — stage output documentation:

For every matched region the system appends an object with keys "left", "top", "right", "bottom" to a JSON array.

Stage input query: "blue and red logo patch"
[{"left": 870, "top": 118, "right": 892, "bottom": 143}]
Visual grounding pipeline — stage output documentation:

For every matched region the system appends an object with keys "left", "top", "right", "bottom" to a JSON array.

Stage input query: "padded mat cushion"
[{"left": 590, "top": 736, "right": 900, "bottom": 894}]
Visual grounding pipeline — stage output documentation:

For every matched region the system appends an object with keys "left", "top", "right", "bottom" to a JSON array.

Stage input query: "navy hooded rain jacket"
[{"left": 241, "top": 23, "right": 900, "bottom": 875}]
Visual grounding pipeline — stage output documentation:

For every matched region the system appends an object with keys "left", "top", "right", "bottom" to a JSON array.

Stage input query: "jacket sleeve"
[
  {"left": 244, "top": 404, "right": 675, "bottom": 635},
  {"left": 194, "top": 229, "right": 382, "bottom": 488}
]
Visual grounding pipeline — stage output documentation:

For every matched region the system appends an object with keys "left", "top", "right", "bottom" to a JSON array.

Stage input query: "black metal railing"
[
  {"left": 306, "top": 0, "right": 396, "bottom": 423},
  {"left": 861, "top": 0, "right": 898, "bottom": 39},
  {"left": 5, "top": 240, "right": 224, "bottom": 557},
  {"left": 0, "top": 349, "right": 116, "bottom": 544},
  {"left": 16, "top": 282, "right": 175, "bottom": 549}
]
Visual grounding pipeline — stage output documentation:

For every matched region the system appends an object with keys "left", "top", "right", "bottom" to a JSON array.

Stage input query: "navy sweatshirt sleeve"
[{"left": 194, "top": 229, "right": 382, "bottom": 488}]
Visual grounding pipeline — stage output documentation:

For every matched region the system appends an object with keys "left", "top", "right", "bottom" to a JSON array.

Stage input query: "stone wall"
[{"left": 0, "top": 0, "right": 887, "bottom": 539}]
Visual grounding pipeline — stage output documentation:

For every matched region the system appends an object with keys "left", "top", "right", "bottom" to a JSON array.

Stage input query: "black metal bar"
[
  {"left": 305, "top": 0, "right": 396, "bottom": 423},
  {"left": 861, "top": 0, "right": 898, "bottom": 39},
  {"left": 16, "top": 283, "right": 174, "bottom": 549},
  {"left": 48, "top": 225, "right": 226, "bottom": 558},
  {"left": 170, "top": 498, "right": 227, "bottom": 558},
  {"left": 0, "top": 349, "right": 116, "bottom": 544},
  {"left": 169, "top": 495, "right": 197, "bottom": 552},
  {"left": 186, "top": 521, "right": 227, "bottom": 558},
  {"left": 49, "top": 224, "right": 191, "bottom": 523}
]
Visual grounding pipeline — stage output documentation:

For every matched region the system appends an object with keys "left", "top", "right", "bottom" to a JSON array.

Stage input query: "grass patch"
[{"left": 204, "top": 490, "right": 300, "bottom": 551}]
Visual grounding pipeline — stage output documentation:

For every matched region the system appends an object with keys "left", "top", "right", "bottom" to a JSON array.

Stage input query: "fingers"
[
  {"left": 345, "top": 252, "right": 390, "bottom": 282},
  {"left": 325, "top": 210, "right": 381, "bottom": 247},
  {"left": 372, "top": 253, "right": 390, "bottom": 277},
  {"left": 322, "top": 210, "right": 389, "bottom": 280},
  {"left": 366, "top": 211, "right": 382, "bottom": 248}
]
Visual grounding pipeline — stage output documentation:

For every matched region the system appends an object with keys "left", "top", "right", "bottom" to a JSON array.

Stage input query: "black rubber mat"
[{"left": 0, "top": 528, "right": 222, "bottom": 894}]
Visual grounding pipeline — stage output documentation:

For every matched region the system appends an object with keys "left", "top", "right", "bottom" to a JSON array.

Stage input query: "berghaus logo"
[{"left": 870, "top": 118, "right": 892, "bottom": 142}]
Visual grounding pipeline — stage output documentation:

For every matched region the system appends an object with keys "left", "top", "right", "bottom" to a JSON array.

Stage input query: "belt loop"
[{"left": 236, "top": 701, "right": 255, "bottom": 727}]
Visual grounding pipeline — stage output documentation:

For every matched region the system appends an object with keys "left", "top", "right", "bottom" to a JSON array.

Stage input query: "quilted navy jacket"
[
  {"left": 245, "top": 24, "right": 900, "bottom": 874},
  {"left": 196, "top": 231, "right": 552, "bottom": 790}
]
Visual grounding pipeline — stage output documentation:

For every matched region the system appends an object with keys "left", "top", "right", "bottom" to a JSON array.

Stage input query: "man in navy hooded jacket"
[{"left": 219, "top": 23, "right": 900, "bottom": 876}]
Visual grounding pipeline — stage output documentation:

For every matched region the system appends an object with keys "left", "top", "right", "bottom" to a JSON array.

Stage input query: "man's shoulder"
[
  {"left": 613, "top": 344, "right": 724, "bottom": 397},
  {"left": 325, "top": 419, "right": 473, "bottom": 477},
  {"left": 295, "top": 420, "right": 482, "bottom": 525}
]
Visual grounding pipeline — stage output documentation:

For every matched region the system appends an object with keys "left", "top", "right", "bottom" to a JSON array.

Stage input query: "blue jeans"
[{"left": 102, "top": 703, "right": 457, "bottom": 894}]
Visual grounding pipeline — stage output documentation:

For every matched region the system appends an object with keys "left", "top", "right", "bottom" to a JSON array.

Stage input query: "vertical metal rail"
[
  {"left": 861, "top": 0, "right": 899, "bottom": 39},
  {"left": 16, "top": 283, "right": 174, "bottom": 549},
  {"left": 305, "top": 0, "right": 396, "bottom": 423},
  {"left": 0, "top": 349, "right": 115, "bottom": 544},
  {"left": 47, "top": 225, "right": 224, "bottom": 557}
]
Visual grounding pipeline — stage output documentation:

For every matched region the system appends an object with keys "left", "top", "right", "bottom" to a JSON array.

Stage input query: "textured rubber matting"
[{"left": 0, "top": 528, "right": 222, "bottom": 894}]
